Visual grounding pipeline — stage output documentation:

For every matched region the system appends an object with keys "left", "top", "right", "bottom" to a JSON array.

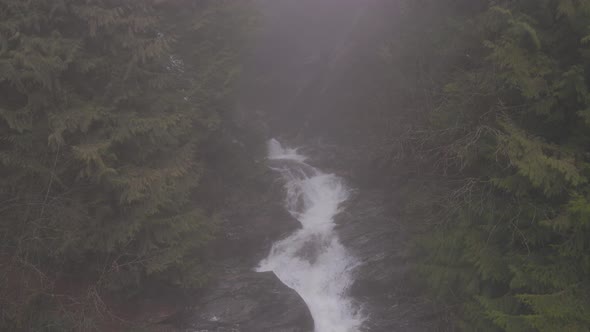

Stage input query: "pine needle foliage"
[
  {"left": 0, "top": 0, "right": 251, "bottom": 329},
  {"left": 375, "top": 0, "right": 590, "bottom": 330}
]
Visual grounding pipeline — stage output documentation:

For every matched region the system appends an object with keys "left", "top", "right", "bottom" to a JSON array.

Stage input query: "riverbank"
[{"left": 303, "top": 140, "right": 440, "bottom": 331}]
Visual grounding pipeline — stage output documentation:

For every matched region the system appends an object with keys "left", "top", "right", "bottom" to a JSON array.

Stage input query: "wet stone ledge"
[{"left": 188, "top": 271, "right": 314, "bottom": 332}]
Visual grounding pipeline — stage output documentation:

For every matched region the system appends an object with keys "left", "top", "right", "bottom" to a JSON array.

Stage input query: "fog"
[
  {"left": 4, "top": 1, "right": 581, "bottom": 331},
  {"left": 240, "top": 0, "right": 372, "bottom": 137}
]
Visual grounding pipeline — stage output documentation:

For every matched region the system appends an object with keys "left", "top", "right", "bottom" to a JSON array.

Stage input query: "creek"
[{"left": 257, "top": 139, "right": 364, "bottom": 332}]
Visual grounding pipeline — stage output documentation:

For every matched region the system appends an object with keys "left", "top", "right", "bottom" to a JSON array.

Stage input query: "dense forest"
[
  {"left": 2, "top": 0, "right": 590, "bottom": 331},
  {"left": 0, "top": 0, "right": 260, "bottom": 330},
  {"left": 365, "top": 0, "right": 590, "bottom": 330}
]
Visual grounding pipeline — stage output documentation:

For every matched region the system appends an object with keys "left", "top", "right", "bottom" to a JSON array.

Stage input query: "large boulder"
[
  {"left": 189, "top": 271, "right": 314, "bottom": 332},
  {"left": 204, "top": 166, "right": 302, "bottom": 268},
  {"left": 212, "top": 204, "right": 299, "bottom": 265}
]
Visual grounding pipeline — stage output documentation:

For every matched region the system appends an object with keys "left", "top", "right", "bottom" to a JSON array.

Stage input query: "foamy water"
[{"left": 257, "top": 139, "right": 364, "bottom": 332}]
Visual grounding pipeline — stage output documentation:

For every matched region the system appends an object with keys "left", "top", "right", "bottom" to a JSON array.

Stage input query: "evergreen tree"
[
  {"left": 364, "top": 0, "right": 590, "bottom": 330},
  {"left": 0, "top": 0, "right": 251, "bottom": 329}
]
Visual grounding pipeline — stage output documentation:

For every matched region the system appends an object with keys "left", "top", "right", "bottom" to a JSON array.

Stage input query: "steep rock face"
[
  {"left": 209, "top": 201, "right": 300, "bottom": 267},
  {"left": 189, "top": 271, "right": 313, "bottom": 332},
  {"left": 184, "top": 164, "right": 314, "bottom": 332},
  {"left": 335, "top": 191, "right": 434, "bottom": 331},
  {"left": 202, "top": 161, "right": 304, "bottom": 267},
  {"left": 300, "top": 142, "right": 436, "bottom": 331}
]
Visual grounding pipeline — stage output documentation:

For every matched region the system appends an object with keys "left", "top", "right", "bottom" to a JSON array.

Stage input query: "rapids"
[{"left": 257, "top": 139, "right": 364, "bottom": 332}]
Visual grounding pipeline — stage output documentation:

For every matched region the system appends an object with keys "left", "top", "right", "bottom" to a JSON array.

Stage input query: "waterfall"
[{"left": 257, "top": 139, "right": 364, "bottom": 332}]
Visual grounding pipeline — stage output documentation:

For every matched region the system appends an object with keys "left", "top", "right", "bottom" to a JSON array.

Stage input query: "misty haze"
[{"left": 1, "top": 1, "right": 589, "bottom": 331}]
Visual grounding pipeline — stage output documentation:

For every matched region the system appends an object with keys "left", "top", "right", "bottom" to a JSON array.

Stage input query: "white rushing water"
[{"left": 257, "top": 139, "right": 364, "bottom": 332}]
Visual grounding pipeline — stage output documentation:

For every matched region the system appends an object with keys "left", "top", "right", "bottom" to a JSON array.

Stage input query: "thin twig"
[{"left": 40, "top": 143, "right": 61, "bottom": 218}]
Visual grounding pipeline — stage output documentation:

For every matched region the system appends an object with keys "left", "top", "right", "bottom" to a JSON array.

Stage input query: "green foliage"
[
  {"left": 0, "top": 0, "right": 251, "bottom": 329},
  {"left": 372, "top": 0, "right": 590, "bottom": 330}
]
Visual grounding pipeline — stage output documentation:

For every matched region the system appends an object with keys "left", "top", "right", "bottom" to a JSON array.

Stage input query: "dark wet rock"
[
  {"left": 184, "top": 164, "right": 312, "bottom": 332},
  {"left": 295, "top": 234, "right": 330, "bottom": 264},
  {"left": 205, "top": 175, "right": 301, "bottom": 267},
  {"left": 189, "top": 271, "right": 314, "bottom": 332},
  {"left": 335, "top": 190, "right": 436, "bottom": 332},
  {"left": 299, "top": 140, "right": 373, "bottom": 185}
]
